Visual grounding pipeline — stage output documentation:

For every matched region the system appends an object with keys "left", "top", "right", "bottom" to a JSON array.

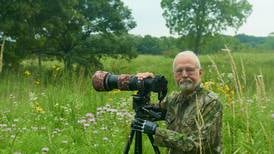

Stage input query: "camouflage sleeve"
[
  {"left": 154, "top": 98, "right": 223, "bottom": 152},
  {"left": 159, "top": 91, "right": 177, "bottom": 110}
]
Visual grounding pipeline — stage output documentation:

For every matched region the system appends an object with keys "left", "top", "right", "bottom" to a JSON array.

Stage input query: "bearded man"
[{"left": 133, "top": 51, "right": 223, "bottom": 154}]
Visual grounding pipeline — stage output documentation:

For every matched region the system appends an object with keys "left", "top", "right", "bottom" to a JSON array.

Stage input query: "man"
[{"left": 133, "top": 51, "right": 223, "bottom": 154}]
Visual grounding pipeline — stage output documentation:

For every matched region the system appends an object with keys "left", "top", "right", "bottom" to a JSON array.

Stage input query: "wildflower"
[
  {"left": 202, "top": 81, "right": 215, "bottom": 91},
  {"left": 0, "top": 124, "right": 7, "bottom": 128},
  {"left": 36, "top": 106, "right": 44, "bottom": 113},
  {"left": 78, "top": 112, "right": 96, "bottom": 129},
  {"left": 41, "top": 147, "right": 49, "bottom": 153},
  {"left": 40, "top": 126, "right": 46, "bottom": 130},
  {"left": 52, "top": 64, "right": 61, "bottom": 71},
  {"left": 62, "top": 140, "right": 68, "bottom": 144},
  {"left": 86, "top": 113, "right": 94, "bottom": 118},
  {"left": 24, "top": 70, "right": 31, "bottom": 77},
  {"left": 3, "top": 127, "right": 12, "bottom": 132},
  {"left": 31, "top": 126, "right": 38, "bottom": 131},
  {"left": 9, "top": 94, "right": 15, "bottom": 100},
  {"left": 227, "top": 73, "right": 233, "bottom": 79},
  {"left": 83, "top": 123, "right": 90, "bottom": 127},
  {"left": 29, "top": 92, "right": 38, "bottom": 102},
  {"left": 32, "top": 102, "right": 45, "bottom": 113},
  {"left": 103, "top": 137, "right": 109, "bottom": 141},
  {"left": 35, "top": 79, "right": 40, "bottom": 85}
]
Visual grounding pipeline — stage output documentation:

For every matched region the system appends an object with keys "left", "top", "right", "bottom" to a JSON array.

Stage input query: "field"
[{"left": 0, "top": 51, "right": 273, "bottom": 153}]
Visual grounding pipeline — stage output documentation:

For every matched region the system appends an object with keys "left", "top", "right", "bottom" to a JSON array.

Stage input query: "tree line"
[
  {"left": 131, "top": 34, "right": 274, "bottom": 56},
  {"left": 2, "top": 0, "right": 272, "bottom": 73}
]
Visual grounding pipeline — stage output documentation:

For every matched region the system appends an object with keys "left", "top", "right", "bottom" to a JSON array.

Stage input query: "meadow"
[{"left": 0, "top": 51, "right": 273, "bottom": 153}]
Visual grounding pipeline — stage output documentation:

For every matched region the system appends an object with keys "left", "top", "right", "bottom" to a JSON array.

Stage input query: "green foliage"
[
  {"left": 0, "top": 0, "right": 136, "bottom": 72},
  {"left": 259, "top": 36, "right": 274, "bottom": 50},
  {"left": 201, "top": 35, "right": 246, "bottom": 53},
  {"left": 161, "top": 0, "right": 252, "bottom": 53},
  {"left": 129, "top": 33, "right": 274, "bottom": 55},
  {"left": 0, "top": 53, "right": 274, "bottom": 153}
]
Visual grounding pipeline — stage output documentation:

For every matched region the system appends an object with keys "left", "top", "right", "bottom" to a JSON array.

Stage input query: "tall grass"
[{"left": 0, "top": 52, "right": 273, "bottom": 153}]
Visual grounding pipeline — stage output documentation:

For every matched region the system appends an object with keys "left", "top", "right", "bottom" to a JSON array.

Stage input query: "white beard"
[{"left": 178, "top": 79, "right": 195, "bottom": 93}]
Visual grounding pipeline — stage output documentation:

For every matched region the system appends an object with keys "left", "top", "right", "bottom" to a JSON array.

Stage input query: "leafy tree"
[
  {"left": 259, "top": 36, "right": 274, "bottom": 50},
  {"left": 0, "top": 0, "right": 136, "bottom": 71},
  {"left": 0, "top": 0, "right": 43, "bottom": 69},
  {"left": 136, "top": 35, "right": 161, "bottom": 54},
  {"left": 161, "top": 0, "right": 252, "bottom": 54}
]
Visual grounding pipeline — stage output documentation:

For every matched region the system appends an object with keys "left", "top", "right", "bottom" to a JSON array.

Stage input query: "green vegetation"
[
  {"left": 161, "top": 0, "right": 252, "bottom": 53},
  {"left": 0, "top": 52, "right": 273, "bottom": 153},
  {"left": 0, "top": 0, "right": 136, "bottom": 71}
]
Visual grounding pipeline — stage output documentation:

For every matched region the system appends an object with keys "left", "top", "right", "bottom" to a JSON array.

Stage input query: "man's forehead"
[{"left": 174, "top": 55, "right": 197, "bottom": 65}]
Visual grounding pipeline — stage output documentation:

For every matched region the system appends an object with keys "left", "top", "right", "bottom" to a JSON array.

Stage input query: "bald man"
[{"left": 133, "top": 51, "right": 223, "bottom": 154}]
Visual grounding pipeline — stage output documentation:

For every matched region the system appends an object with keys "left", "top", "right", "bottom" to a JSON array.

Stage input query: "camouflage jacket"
[{"left": 154, "top": 85, "right": 223, "bottom": 154}]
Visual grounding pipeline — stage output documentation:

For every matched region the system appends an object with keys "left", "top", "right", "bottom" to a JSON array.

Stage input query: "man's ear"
[{"left": 199, "top": 69, "right": 203, "bottom": 76}]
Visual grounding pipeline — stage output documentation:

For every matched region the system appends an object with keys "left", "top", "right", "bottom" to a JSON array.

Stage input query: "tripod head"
[{"left": 132, "top": 90, "right": 166, "bottom": 122}]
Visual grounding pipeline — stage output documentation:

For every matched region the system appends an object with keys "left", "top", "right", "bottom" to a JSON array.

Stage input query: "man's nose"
[{"left": 181, "top": 70, "right": 189, "bottom": 77}]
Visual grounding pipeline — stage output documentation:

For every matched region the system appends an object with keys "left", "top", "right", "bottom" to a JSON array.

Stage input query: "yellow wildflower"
[
  {"left": 32, "top": 102, "right": 45, "bottom": 113},
  {"left": 24, "top": 70, "right": 31, "bottom": 77},
  {"left": 35, "top": 79, "right": 40, "bottom": 85}
]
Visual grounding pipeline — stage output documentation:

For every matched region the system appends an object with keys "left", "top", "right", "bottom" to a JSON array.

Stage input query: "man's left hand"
[{"left": 132, "top": 118, "right": 157, "bottom": 135}]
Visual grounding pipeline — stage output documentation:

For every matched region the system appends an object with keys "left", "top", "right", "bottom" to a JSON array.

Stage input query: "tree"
[
  {"left": 161, "top": 0, "right": 252, "bottom": 54},
  {"left": 0, "top": 0, "right": 42, "bottom": 69},
  {"left": 0, "top": 0, "right": 136, "bottom": 72},
  {"left": 136, "top": 35, "right": 161, "bottom": 54},
  {"left": 260, "top": 35, "right": 274, "bottom": 50},
  {"left": 268, "top": 32, "right": 274, "bottom": 37},
  {"left": 0, "top": 36, "right": 4, "bottom": 73},
  {"left": 39, "top": 0, "right": 137, "bottom": 71}
]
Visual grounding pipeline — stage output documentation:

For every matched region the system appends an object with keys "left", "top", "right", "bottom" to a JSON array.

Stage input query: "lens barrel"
[{"left": 92, "top": 71, "right": 167, "bottom": 93}]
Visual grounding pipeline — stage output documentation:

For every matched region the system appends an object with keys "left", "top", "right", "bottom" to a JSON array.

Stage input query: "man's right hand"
[{"left": 136, "top": 72, "right": 154, "bottom": 80}]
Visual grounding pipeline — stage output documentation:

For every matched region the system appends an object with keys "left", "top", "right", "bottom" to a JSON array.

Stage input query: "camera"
[
  {"left": 92, "top": 71, "right": 168, "bottom": 95},
  {"left": 92, "top": 71, "right": 167, "bottom": 153}
]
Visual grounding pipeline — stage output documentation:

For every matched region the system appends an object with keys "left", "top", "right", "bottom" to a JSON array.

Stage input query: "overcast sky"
[{"left": 122, "top": 0, "right": 274, "bottom": 37}]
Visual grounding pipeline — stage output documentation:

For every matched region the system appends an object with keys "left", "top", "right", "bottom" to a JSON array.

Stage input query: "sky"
[{"left": 122, "top": 0, "right": 274, "bottom": 37}]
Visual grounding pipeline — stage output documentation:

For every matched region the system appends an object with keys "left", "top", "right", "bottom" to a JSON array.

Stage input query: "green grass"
[{"left": 0, "top": 52, "right": 273, "bottom": 153}]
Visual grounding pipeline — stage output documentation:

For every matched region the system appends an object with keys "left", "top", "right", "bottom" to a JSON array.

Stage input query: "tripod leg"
[
  {"left": 147, "top": 134, "right": 160, "bottom": 154},
  {"left": 135, "top": 131, "right": 142, "bottom": 154},
  {"left": 124, "top": 129, "right": 135, "bottom": 154}
]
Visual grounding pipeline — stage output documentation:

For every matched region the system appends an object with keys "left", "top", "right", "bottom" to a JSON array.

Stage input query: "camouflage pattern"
[
  {"left": 117, "top": 74, "right": 131, "bottom": 90},
  {"left": 92, "top": 71, "right": 109, "bottom": 91},
  {"left": 154, "top": 85, "right": 223, "bottom": 154},
  {"left": 92, "top": 71, "right": 132, "bottom": 91}
]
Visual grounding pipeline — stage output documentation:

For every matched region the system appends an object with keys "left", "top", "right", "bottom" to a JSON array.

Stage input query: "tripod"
[{"left": 123, "top": 91, "right": 161, "bottom": 154}]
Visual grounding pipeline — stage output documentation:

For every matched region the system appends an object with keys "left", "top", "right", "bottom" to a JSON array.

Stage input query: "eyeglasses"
[{"left": 174, "top": 67, "right": 198, "bottom": 75}]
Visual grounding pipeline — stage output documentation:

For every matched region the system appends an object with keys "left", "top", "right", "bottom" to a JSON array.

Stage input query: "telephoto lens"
[
  {"left": 91, "top": 71, "right": 131, "bottom": 91},
  {"left": 91, "top": 71, "right": 168, "bottom": 93}
]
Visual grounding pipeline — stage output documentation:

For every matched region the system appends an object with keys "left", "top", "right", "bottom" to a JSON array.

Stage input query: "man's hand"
[
  {"left": 132, "top": 118, "right": 157, "bottom": 135},
  {"left": 136, "top": 72, "right": 154, "bottom": 80}
]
